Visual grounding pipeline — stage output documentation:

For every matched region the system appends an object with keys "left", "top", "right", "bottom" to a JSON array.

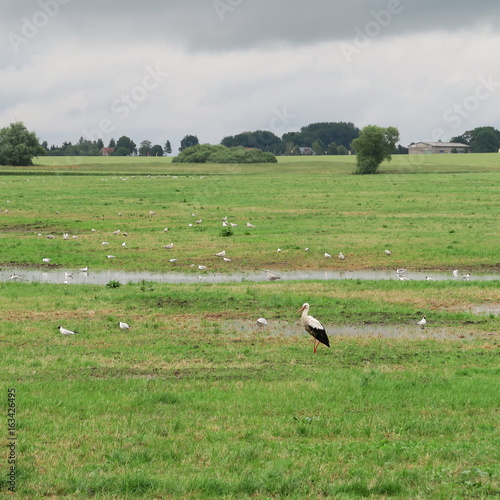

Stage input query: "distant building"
[
  {"left": 408, "top": 142, "right": 471, "bottom": 154},
  {"left": 100, "top": 147, "right": 115, "bottom": 156},
  {"left": 299, "top": 146, "right": 315, "bottom": 155}
]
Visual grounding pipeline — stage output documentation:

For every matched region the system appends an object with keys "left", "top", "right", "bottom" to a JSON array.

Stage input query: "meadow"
[
  {"left": 0, "top": 153, "right": 498, "bottom": 273},
  {"left": 1, "top": 154, "right": 499, "bottom": 498}
]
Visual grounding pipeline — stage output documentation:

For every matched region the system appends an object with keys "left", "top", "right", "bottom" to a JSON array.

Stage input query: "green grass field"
[
  {"left": 1, "top": 154, "right": 499, "bottom": 498},
  {"left": 0, "top": 154, "right": 498, "bottom": 273}
]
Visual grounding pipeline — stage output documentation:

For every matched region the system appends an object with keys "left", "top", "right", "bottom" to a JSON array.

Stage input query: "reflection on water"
[{"left": 0, "top": 267, "right": 499, "bottom": 285}]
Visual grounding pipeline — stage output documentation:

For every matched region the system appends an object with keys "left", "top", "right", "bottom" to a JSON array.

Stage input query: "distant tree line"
[
  {"left": 3, "top": 121, "right": 499, "bottom": 168},
  {"left": 221, "top": 122, "right": 362, "bottom": 156},
  {"left": 38, "top": 123, "right": 500, "bottom": 158},
  {"left": 40, "top": 122, "right": 398, "bottom": 158},
  {"left": 450, "top": 126, "right": 500, "bottom": 153},
  {"left": 45, "top": 136, "right": 173, "bottom": 157}
]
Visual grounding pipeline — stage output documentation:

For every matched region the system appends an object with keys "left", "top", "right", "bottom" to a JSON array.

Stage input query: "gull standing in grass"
[
  {"left": 119, "top": 322, "right": 130, "bottom": 330},
  {"left": 58, "top": 326, "right": 78, "bottom": 335},
  {"left": 324, "top": 252, "right": 332, "bottom": 258},
  {"left": 385, "top": 249, "right": 392, "bottom": 255},
  {"left": 297, "top": 303, "right": 330, "bottom": 353},
  {"left": 164, "top": 243, "right": 174, "bottom": 249},
  {"left": 42, "top": 258, "right": 51, "bottom": 263},
  {"left": 416, "top": 316, "right": 426, "bottom": 329},
  {"left": 256, "top": 318, "right": 268, "bottom": 327},
  {"left": 338, "top": 252, "right": 345, "bottom": 260},
  {"left": 215, "top": 250, "right": 226, "bottom": 257}
]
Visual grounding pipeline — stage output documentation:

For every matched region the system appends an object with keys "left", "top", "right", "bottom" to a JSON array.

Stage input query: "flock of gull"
[{"left": 4, "top": 203, "right": 475, "bottom": 351}]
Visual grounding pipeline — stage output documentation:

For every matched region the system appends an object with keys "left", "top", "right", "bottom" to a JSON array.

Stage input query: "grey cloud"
[{"left": 2, "top": 0, "right": 499, "bottom": 56}]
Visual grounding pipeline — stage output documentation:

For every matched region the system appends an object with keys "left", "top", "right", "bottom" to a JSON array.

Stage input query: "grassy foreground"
[
  {"left": 1, "top": 279, "right": 499, "bottom": 498},
  {"left": 0, "top": 153, "right": 499, "bottom": 273}
]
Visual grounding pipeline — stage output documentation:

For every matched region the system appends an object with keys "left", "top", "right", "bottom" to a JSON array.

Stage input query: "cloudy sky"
[{"left": 1, "top": 0, "right": 499, "bottom": 151}]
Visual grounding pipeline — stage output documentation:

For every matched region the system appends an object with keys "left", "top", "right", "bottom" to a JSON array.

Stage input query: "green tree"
[
  {"left": 221, "top": 130, "right": 283, "bottom": 154},
  {"left": 139, "top": 140, "right": 152, "bottom": 156},
  {"left": 115, "top": 146, "right": 131, "bottom": 156},
  {"left": 173, "top": 144, "right": 277, "bottom": 164},
  {"left": 351, "top": 125, "right": 399, "bottom": 174},
  {"left": 451, "top": 126, "right": 500, "bottom": 152},
  {"left": 115, "top": 136, "right": 136, "bottom": 155},
  {"left": 0, "top": 121, "right": 45, "bottom": 166},
  {"left": 151, "top": 145, "right": 163, "bottom": 156},
  {"left": 470, "top": 127, "right": 500, "bottom": 153},
  {"left": 299, "top": 122, "right": 360, "bottom": 149},
  {"left": 328, "top": 142, "right": 338, "bottom": 155},
  {"left": 312, "top": 140, "right": 324, "bottom": 155},
  {"left": 179, "top": 135, "right": 199, "bottom": 151},
  {"left": 164, "top": 140, "right": 172, "bottom": 155},
  {"left": 108, "top": 138, "right": 116, "bottom": 148}
]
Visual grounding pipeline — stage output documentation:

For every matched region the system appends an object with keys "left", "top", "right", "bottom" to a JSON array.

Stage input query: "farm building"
[
  {"left": 408, "top": 142, "right": 471, "bottom": 154},
  {"left": 100, "top": 147, "right": 115, "bottom": 156}
]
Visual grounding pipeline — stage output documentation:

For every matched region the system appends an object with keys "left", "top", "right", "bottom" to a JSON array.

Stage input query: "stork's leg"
[{"left": 313, "top": 339, "right": 318, "bottom": 353}]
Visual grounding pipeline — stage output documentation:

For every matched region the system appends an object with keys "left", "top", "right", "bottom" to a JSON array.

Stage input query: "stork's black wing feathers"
[{"left": 306, "top": 324, "right": 330, "bottom": 348}]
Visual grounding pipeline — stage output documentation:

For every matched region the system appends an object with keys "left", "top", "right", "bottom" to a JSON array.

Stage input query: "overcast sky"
[{"left": 1, "top": 0, "right": 499, "bottom": 151}]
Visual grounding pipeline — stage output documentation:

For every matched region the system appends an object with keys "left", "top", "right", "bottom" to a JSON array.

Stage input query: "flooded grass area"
[
  {"left": 1, "top": 266, "right": 499, "bottom": 285},
  {"left": 224, "top": 319, "right": 495, "bottom": 343}
]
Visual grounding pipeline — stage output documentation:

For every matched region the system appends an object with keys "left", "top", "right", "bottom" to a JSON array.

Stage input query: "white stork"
[{"left": 297, "top": 303, "right": 330, "bottom": 353}]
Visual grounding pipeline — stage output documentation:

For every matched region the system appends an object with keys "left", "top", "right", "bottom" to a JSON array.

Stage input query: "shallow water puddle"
[
  {"left": 1, "top": 267, "right": 499, "bottom": 285},
  {"left": 224, "top": 320, "right": 483, "bottom": 341}
]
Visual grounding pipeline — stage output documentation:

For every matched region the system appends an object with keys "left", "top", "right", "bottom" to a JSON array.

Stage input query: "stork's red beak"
[{"left": 297, "top": 305, "right": 305, "bottom": 313}]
